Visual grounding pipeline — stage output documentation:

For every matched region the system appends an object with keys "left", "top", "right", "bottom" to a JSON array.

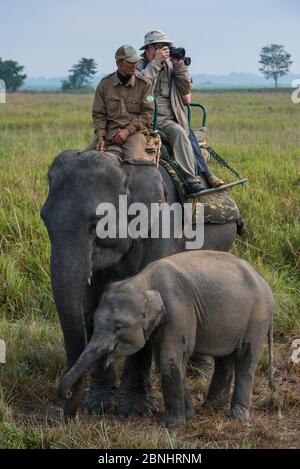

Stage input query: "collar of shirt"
[{"left": 113, "top": 71, "right": 136, "bottom": 87}]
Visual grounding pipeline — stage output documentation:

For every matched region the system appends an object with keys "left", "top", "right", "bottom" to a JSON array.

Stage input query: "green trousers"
[{"left": 158, "top": 119, "right": 196, "bottom": 177}]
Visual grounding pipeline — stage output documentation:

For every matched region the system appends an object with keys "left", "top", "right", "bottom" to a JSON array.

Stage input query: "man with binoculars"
[{"left": 137, "top": 30, "right": 224, "bottom": 196}]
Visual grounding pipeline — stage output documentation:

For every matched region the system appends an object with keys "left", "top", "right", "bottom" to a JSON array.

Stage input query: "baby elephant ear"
[{"left": 143, "top": 290, "right": 168, "bottom": 340}]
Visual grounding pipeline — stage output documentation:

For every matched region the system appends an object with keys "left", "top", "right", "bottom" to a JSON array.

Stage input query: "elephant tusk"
[{"left": 87, "top": 277, "right": 91, "bottom": 286}]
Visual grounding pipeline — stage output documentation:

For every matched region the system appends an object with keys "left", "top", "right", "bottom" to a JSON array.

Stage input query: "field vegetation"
[{"left": 0, "top": 90, "right": 299, "bottom": 448}]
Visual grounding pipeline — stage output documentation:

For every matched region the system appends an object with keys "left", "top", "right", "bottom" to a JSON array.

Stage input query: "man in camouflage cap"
[{"left": 88, "top": 45, "right": 154, "bottom": 159}]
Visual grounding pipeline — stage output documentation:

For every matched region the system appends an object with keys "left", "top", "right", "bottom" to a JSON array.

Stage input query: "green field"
[{"left": 0, "top": 91, "right": 299, "bottom": 448}]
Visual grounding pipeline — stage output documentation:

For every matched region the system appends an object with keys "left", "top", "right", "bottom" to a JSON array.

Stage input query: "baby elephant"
[{"left": 58, "top": 251, "right": 274, "bottom": 427}]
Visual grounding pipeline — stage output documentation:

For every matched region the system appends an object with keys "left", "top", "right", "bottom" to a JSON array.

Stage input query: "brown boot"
[{"left": 207, "top": 175, "right": 225, "bottom": 188}]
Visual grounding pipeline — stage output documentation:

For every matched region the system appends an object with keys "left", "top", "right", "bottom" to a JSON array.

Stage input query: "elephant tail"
[{"left": 268, "top": 321, "right": 276, "bottom": 391}]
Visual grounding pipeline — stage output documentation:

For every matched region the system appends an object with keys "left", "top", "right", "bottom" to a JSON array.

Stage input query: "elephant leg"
[
  {"left": 119, "top": 341, "right": 157, "bottom": 417},
  {"left": 183, "top": 354, "right": 195, "bottom": 420},
  {"left": 59, "top": 315, "right": 86, "bottom": 421},
  {"left": 82, "top": 279, "right": 118, "bottom": 415},
  {"left": 229, "top": 346, "right": 255, "bottom": 422},
  {"left": 230, "top": 318, "right": 270, "bottom": 421},
  {"left": 184, "top": 385, "right": 195, "bottom": 420},
  {"left": 159, "top": 353, "right": 186, "bottom": 427},
  {"left": 61, "top": 328, "right": 85, "bottom": 423},
  {"left": 82, "top": 360, "right": 119, "bottom": 415},
  {"left": 188, "top": 352, "right": 214, "bottom": 378},
  {"left": 59, "top": 300, "right": 85, "bottom": 423},
  {"left": 203, "top": 355, "right": 234, "bottom": 408}
]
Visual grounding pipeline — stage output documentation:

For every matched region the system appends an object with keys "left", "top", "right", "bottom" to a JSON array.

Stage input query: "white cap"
[{"left": 140, "top": 30, "right": 173, "bottom": 50}]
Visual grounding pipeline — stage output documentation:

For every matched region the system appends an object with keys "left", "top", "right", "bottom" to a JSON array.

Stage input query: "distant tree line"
[
  {"left": 0, "top": 45, "right": 294, "bottom": 92},
  {"left": 0, "top": 56, "right": 98, "bottom": 93}
]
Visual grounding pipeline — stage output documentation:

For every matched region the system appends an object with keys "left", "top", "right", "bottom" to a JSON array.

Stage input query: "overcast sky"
[{"left": 1, "top": 0, "right": 299, "bottom": 77}]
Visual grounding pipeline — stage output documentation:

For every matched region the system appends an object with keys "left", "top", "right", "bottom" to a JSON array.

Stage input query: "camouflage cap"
[{"left": 115, "top": 45, "right": 142, "bottom": 63}]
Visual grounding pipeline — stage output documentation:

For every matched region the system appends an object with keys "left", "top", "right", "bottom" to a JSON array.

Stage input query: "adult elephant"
[{"left": 41, "top": 149, "right": 237, "bottom": 419}]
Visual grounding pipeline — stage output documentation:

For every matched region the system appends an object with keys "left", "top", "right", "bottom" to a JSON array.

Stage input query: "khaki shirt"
[
  {"left": 137, "top": 60, "right": 191, "bottom": 134},
  {"left": 92, "top": 72, "right": 154, "bottom": 141}
]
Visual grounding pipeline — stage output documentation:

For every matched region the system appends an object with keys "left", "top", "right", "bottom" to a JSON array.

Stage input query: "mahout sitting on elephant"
[
  {"left": 58, "top": 250, "right": 274, "bottom": 427},
  {"left": 41, "top": 150, "right": 238, "bottom": 419}
]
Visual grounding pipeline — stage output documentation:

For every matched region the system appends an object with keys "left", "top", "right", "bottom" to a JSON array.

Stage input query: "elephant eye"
[
  {"left": 114, "top": 320, "right": 129, "bottom": 332},
  {"left": 89, "top": 222, "right": 97, "bottom": 235}
]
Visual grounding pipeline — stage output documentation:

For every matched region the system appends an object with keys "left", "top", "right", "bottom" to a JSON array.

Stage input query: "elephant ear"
[
  {"left": 123, "top": 164, "right": 166, "bottom": 236},
  {"left": 124, "top": 163, "right": 166, "bottom": 207},
  {"left": 143, "top": 290, "right": 169, "bottom": 340}
]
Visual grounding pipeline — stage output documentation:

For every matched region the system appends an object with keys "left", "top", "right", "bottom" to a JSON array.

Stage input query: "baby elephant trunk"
[{"left": 58, "top": 335, "right": 114, "bottom": 400}]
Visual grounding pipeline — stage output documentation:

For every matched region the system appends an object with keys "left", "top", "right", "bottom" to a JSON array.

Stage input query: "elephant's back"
[
  {"left": 169, "top": 251, "right": 273, "bottom": 356},
  {"left": 152, "top": 250, "right": 274, "bottom": 319},
  {"left": 164, "top": 250, "right": 266, "bottom": 285},
  {"left": 146, "top": 250, "right": 274, "bottom": 312}
]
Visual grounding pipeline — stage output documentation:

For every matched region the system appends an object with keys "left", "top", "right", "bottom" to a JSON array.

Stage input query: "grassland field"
[{"left": 0, "top": 90, "right": 299, "bottom": 448}]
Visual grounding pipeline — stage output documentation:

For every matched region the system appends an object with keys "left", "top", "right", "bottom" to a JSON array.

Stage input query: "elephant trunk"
[
  {"left": 50, "top": 233, "right": 92, "bottom": 369},
  {"left": 58, "top": 332, "right": 116, "bottom": 400}
]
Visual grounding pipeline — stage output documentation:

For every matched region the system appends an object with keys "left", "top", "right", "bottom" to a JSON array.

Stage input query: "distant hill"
[
  {"left": 22, "top": 72, "right": 300, "bottom": 91},
  {"left": 22, "top": 76, "right": 103, "bottom": 91},
  {"left": 192, "top": 72, "right": 300, "bottom": 89},
  {"left": 22, "top": 77, "right": 64, "bottom": 91}
]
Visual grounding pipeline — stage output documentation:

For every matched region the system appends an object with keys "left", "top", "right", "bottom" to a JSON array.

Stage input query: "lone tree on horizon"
[
  {"left": 0, "top": 58, "right": 26, "bottom": 91},
  {"left": 259, "top": 44, "right": 292, "bottom": 88},
  {"left": 62, "top": 58, "right": 97, "bottom": 91}
]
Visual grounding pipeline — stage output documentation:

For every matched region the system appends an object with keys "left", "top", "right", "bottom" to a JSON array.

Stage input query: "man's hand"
[
  {"left": 113, "top": 128, "right": 130, "bottom": 145},
  {"left": 155, "top": 46, "right": 170, "bottom": 63},
  {"left": 170, "top": 58, "right": 184, "bottom": 66},
  {"left": 182, "top": 92, "right": 191, "bottom": 105},
  {"left": 96, "top": 136, "right": 105, "bottom": 151}
]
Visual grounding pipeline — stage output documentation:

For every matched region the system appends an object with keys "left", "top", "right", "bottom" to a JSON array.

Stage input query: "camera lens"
[{"left": 170, "top": 47, "right": 186, "bottom": 60}]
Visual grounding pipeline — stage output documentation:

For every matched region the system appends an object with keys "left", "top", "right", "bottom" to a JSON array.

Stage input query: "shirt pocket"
[
  {"left": 159, "top": 79, "right": 170, "bottom": 98},
  {"left": 126, "top": 99, "right": 142, "bottom": 114},
  {"left": 106, "top": 97, "right": 120, "bottom": 116}
]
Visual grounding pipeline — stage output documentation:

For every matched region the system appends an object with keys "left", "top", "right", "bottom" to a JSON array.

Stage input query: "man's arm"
[
  {"left": 137, "top": 59, "right": 162, "bottom": 81},
  {"left": 136, "top": 47, "right": 169, "bottom": 82},
  {"left": 171, "top": 62, "right": 192, "bottom": 97},
  {"left": 127, "top": 79, "right": 154, "bottom": 135},
  {"left": 92, "top": 82, "right": 107, "bottom": 139}
]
